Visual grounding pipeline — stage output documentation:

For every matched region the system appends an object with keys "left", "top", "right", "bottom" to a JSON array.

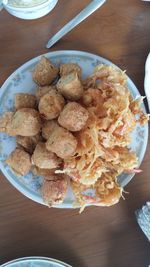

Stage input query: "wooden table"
[{"left": 0, "top": 1, "right": 150, "bottom": 266}]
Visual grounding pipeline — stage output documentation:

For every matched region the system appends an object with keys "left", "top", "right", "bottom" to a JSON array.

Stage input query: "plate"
[
  {"left": 0, "top": 50, "right": 148, "bottom": 208},
  {"left": 1, "top": 256, "right": 72, "bottom": 267},
  {"left": 144, "top": 52, "right": 150, "bottom": 111}
]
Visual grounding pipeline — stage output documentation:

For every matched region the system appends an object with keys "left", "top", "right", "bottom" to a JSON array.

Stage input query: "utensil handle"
[{"left": 46, "top": 0, "right": 106, "bottom": 49}]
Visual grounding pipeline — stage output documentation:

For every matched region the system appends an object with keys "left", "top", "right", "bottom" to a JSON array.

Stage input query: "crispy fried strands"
[
  {"left": 56, "top": 64, "right": 148, "bottom": 210},
  {"left": 71, "top": 172, "right": 123, "bottom": 213}
]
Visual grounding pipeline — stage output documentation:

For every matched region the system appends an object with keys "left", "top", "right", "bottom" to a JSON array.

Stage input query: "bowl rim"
[
  {"left": 3, "top": 0, "right": 56, "bottom": 10},
  {"left": 1, "top": 256, "right": 72, "bottom": 267}
]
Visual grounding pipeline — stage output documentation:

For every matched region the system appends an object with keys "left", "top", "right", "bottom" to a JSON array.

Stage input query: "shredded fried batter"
[{"left": 56, "top": 64, "right": 148, "bottom": 210}]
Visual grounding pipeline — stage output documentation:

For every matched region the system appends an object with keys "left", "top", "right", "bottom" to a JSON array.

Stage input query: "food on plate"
[
  {"left": 1, "top": 57, "right": 149, "bottom": 212},
  {"left": 0, "top": 112, "right": 16, "bottom": 136},
  {"left": 6, "top": 148, "right": 31, "bottom": 176},
  {"left": 46, "top": 126, "right": 77, "bottom": 158},
  {"left": 42, "top": 120, "right": 59, "bottom": 140},
  {"left": 32, "top": 56, "right": 58, "bottom": 86},
  {"left": 31, "top": 166, "right": 56, "bottom": 179},
  {"left": 41, "top": 173, "right": 68, "bottom": 206},
  {"left": 71, "top": 171, "right": 122, "bottom": 212},
  {"left": 58, "top": 102, "right": 89, "bottom": 132},
  {"left": 38, "top": 91, "right": 65, "bottom": 120},
  {"left": 60, "top": 63, "right": 82, "bottom": 78},
  {"left": 57, "top": 72, "right": 83, "bottom": 100},
  {"left": 11, "top": 108, "right": 41, "bottom": 136},
  {"left": 15, "top": 93, "right": 37, "bottom": 110},
  {"left": 32, "top": 142, "right": 61, "bottom": 169},
  {"left": 17, "top": 134, "right": 42, "bottom": 154},
  {"left": 36, "top": 85, "right": 55, "bottom": 101}
]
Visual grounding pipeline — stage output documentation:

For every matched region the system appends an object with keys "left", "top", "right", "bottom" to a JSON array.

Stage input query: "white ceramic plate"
[
  {"left": 1, "top": 256, "right": 72, "bottom": 267},
  {"left": 0, "top": 50, "right": 148, "bottom": 208},
  {"left": 144, "top": 52, "right": 150, "bottom": 111}
]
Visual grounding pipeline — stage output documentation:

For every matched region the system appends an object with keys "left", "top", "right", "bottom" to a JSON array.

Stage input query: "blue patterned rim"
[
  {"left": 0, "top": 50, "right": 148, "bottom": 208},
  {"left": 1, "top": 256, "right": 72, "bottom": 267}
]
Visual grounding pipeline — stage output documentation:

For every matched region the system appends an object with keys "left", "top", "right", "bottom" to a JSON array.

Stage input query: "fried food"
[
  {"left": 2, "top": 59, "right": 148, "bottom": 212},
  {"left": 39, "top": 91, "right": 65, "bottom": 120},
  {"left": 32, "top": 142, "right": 61, "bottom": 169},
  {"left": 32, "top": 56, "right": 58, "bottom": 86},
  {"left": 58, "top": 102, "right": 89, "bottom": 132},
  {"left": 17, "top": 134, "right": 42, "bottom": 154},
  {"left": 11, "top": 108, "right": 41, "bottom": 136},
  {"left": 71, "top": 171, "right": 122, "bottom": 211},
  {"left": 57, "top": 72, "right": 83, "bottom": 100},
  {"left": 6, "top": 147, "right": 31, "bottom": 176},
  {"left": 60, "top": 63, "right": 82, "bottom": 78},
  {"left": 15, "top": 93, "right": 37, "bottom": 110},
  {"left": 46, "top": 126, "right": 77, "bottom": 158},
  {"left": 41, "top": 174, "right": 68, "bottom": 206},
  {"left": 42, "top": 120, "right": 59, "bottom": 140},
  {"left": 0, "top": 112, "right": 16, "bottom": 136},
  {"left": 36, "top": 85, "right": 55, "bottom": 101},
  {"left": 31, "top": 166, "right": 56, "bottom": 179},
  {"left": 94, "top": 172, "right": 122, "bottom": 206}
]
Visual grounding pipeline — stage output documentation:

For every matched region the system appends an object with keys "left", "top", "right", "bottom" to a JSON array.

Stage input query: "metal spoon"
[{"left": 46, "top": 0, "right": 106, "bottom": 49}]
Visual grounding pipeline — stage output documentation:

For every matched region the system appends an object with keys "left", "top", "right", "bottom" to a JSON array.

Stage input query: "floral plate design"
[{"left": 0, "top": 50, "right": 148, "bottom": 208}]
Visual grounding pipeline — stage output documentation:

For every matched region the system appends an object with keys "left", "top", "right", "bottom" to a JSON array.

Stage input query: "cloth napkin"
[{"left": 135, "top": 202, "right": 150, "bottom": 241}]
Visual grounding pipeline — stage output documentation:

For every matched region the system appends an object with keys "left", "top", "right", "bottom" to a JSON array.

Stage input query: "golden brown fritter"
[
  {"left": 11, "top": 108, "right": 41, "bottom": 136},
  {"left": 41, "top": 173, "right": 68, "bottom": 206},
  {"left": 0, "top": 112, "right": 16, "bottom": 136},
  {"left": 57, "top": 72, "right": 83, "bottom": 101},
  {"left": 42, "top": 120, "right": 59, "bottom": 140},
  {"left": 6, "top": 147, "right": 31, "bottom": 176},
  {"left": 32, "top": 57, "right": 58, "bottom": 86},
  {"left": 32, "top": 142, "right": 61, "bottom": 169},
  {"left": 31, "top": 166, "right": 56, "bottom": 179},
  {"left": 46, "top": 126, "right": 77, "bottom": 159},
  {"left": 60, "top": 63, "right": 82, "bottom": 78},
  {"left": 36, "top": 85, "right": 55, "bottom": 101},
  {"left": 17, "top": 134, "right": 42, "bottom": 154},
  {"left": 38, "top": 91, "right": 65, "bottom": 120},
  {"left": 58, "top": 102, "right": 89, "bottom": 132},
  {"left": 15, "top": 93, "right": 37, "bottom": 110}
]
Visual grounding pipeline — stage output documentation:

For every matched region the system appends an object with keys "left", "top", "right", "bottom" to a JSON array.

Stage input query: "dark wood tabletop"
[{"left": 0, "top": 0, "right": 150, "bottom": 266}]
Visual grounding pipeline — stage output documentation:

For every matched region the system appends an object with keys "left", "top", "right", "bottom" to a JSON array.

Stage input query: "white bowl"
[{"left": 2, "top": 0, "right": 58, "bottom": 20}]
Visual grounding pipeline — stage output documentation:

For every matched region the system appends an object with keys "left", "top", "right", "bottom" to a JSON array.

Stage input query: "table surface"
[{"left": 0, "top": 0, "right": 150, "bottom": 266}]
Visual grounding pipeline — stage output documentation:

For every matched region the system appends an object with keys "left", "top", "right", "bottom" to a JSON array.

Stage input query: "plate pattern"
[
  {"left": 1, "top": 256, "right": 72, "bottom": 267},
  {"left": 0, "top": 50, "right": 148, "bottom": 207}
]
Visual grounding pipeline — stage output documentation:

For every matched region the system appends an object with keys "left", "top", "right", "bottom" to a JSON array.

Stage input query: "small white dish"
[
  {"left": 144, "top": 53, "right": 150, "bottom": 111},
  {"left": 1, "top": 0, "right": 58, "bottom": 20},
  {"left": 0, "top": 50, "right": 148, "bottom": 208},
  {"left": 1, "top": 256, "right": 72, "bottom": 267}
]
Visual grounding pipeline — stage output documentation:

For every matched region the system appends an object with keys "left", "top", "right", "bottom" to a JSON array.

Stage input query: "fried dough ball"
[
  {"left": 42, "top": 120, "right": 59, "bottom": 140},
  {"left": 39, "top": 91, "right": 65, "bottom": 120},
  {"left": 46, "top": 126, "right": 77, "bottom": 158},
  {"left": 57, "top": 72, "right": 83, "bottom": 101},
  {"left": 15, "top": 93, "right": 37, "bottom": 110},
  {"left": 6, "top": 148, "right": 31, "bottom": 176},
  {"left": 36, "top": 85, "right": 55, "bottom": 101},
  {"left": 0, "top": 112, "right": 16, "bottom": 136},
  {"left": 31, "top": 166, "right": 56, "bottom": 179},
  {"left": 17, "top": 134, "right": 42, "bottom": 154},
  {"left": 32, "top": 57, "right": 58, "bottom": 86},
  {"left": 41, "top": 174, "right": 68, "bottom": 206},
  {"left": 11, "top": 108, "right": 41, "bottom": 136},
  {"left": 60, "top": 63, "right": 82, "bottom": 78},
  {"left": 32, "top": 142, "right": 61, "bottom": 169},
  {"left": 58, "top": 102, "right": 89, "bottom": 132}
]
